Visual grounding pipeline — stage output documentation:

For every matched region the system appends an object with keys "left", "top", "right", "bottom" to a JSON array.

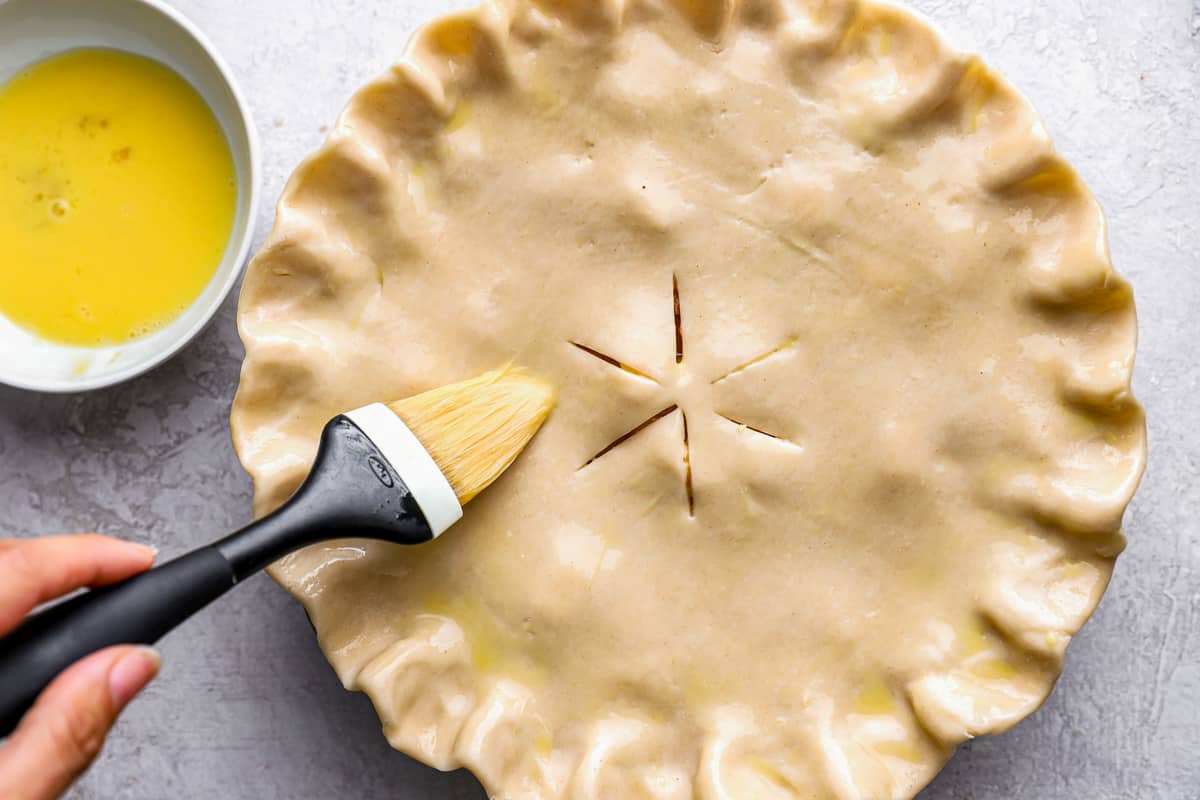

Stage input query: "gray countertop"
[{"left": 0, "top": 0, "right": 1196, "bottom": 797}]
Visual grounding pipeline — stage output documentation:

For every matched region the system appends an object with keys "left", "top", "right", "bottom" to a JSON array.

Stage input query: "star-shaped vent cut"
[{"left": 571, "top": 274, "right": 799, "bottom": 517}]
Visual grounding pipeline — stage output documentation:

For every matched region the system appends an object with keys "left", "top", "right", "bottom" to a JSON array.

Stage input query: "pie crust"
[{"left": 231, "top": 1, "right": 1147, "bottom": 797}]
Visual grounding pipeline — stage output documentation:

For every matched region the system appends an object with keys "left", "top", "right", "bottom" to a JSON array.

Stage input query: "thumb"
[{"left": 0, "top": 646, "right": 160, "bottom": 800}]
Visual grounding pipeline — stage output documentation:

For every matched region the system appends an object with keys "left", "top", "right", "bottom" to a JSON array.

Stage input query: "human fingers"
[
  {"left": 0, "top": 535, "right": 156, "bottom": 635},
  {"left": 0, "top": 645, "right": 160, "bottom": 800}
]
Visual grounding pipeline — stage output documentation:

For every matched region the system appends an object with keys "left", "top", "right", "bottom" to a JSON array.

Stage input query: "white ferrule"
[{"left": 344, "top": 403, "right": 463, "bottom": 538}]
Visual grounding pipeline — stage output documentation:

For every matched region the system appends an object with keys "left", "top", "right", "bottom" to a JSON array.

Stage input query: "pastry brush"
[{"left": 0, "top": 367, "right": 555, "bottom": 737}]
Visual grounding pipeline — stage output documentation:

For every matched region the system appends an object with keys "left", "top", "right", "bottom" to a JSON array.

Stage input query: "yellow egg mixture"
[{"left": 0, "top": 48, "right": 236, "bottom": 346}]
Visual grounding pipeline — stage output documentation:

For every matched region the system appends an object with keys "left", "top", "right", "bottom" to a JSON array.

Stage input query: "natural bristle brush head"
[{"left": 387, "top": 367, "right": 557, "bottom": 505}]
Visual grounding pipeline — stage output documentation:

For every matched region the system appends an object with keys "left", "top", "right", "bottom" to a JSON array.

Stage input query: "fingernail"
[
  {"left": 137, "top": 544, "right": 159, "bottom": 560},
  {"left": 109, "top": 647, "right": 160, "bottom": 708}
]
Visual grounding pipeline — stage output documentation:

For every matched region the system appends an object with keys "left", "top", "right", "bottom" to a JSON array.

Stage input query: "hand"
[{"left": 0, "top": 535, "right": 160, "bottom": 800}]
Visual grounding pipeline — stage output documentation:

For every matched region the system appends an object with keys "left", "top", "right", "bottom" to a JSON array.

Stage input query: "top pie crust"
[{"left": 230, "top": 1, "right": 1147, "bottom": 797}]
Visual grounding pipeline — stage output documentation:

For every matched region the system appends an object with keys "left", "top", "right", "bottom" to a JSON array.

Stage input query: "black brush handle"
[
  {"left": 0, "top": 415, "right": 434, "bottom": 739},
  {"left": 0, "top": 547, "right": 235, "bottom": 737}
]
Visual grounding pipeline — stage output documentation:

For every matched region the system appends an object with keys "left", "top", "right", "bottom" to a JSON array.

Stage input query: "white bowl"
[{"left": 0, "top": 0, "right": 260, "bottom": 393}]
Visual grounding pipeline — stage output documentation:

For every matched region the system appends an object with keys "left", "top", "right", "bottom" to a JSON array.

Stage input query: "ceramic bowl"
[{"left": 0, "top": 0, "right": 260, "bottom": 393}]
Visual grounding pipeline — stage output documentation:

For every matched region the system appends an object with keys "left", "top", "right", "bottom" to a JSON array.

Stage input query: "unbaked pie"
[{"left": 231, "top": 0, "right": 1146, "bottom": 797}]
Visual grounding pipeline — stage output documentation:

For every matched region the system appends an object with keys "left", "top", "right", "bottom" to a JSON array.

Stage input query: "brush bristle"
[{"left": 387, "top": 367, "right": 556, "bottom": 505}]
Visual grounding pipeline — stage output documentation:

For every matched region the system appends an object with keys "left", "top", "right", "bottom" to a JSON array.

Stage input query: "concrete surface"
[{"left": 0, "top": 0, "right": 1196, "bottom": 797}]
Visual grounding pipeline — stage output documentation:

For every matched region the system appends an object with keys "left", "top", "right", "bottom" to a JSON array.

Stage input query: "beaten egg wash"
[{"left": 0, "top": 49, "right": 236, "bottom": 346}]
